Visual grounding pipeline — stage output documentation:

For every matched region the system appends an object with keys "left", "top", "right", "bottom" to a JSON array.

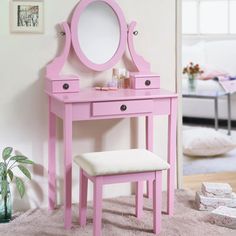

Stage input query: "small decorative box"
[
  {"left": 202, "top": 182, "right": 232, "bottom": 198},
  {"left": 45, "top": 75, "right": 80, "bottom": 94},
  {"left": 210, "top": 206, "right": 236, "bottom": 229},
  {"left": 195, "top": 192, "right": 236, "bottom": 211},
  {"left": 130, "top": 72, "right": 160, "bottom": 89}
]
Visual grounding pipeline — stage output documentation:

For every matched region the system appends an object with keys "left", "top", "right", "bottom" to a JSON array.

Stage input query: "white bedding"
[{"left": 182, "top": 78, "right": 224, "bottom": 93}]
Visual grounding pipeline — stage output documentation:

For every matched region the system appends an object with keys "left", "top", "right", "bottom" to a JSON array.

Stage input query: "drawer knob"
[
  {"left": 63, "top": 83, "right": 69, "bottom": 90},
  {"left": 145, "top": 80, "right": 151, "bottom": 86},
  {"left": 120, "top": 104, "right": 127, "bottom": 111}
]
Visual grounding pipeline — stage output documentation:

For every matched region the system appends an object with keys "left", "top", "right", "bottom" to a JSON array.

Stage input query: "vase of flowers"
[
  {"left": 0, "top": 147, "right": 34, "bottom": 223},
  {"left": 183, "top": 62, "right": 204, "bottom": 91},
  {"left": 0, "top": 180, "right": 11, "bottom": 223}
]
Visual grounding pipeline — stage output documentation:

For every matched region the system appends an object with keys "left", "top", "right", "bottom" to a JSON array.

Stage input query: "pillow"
[
  {"left": 199, "top": 67, "right": 229, "bottom": 81},
  {"left": 183, "top": 128, "right": 236, "bottom": 157}
]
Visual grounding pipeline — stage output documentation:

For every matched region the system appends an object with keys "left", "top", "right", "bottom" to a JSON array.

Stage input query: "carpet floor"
[{"left": 0, "top": 190, "right": 235, "bottom": 236}]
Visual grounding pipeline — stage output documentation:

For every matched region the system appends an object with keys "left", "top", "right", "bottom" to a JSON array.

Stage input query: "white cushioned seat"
[{"left": 74, "top": 149, "right": 170, "bottom": 176}]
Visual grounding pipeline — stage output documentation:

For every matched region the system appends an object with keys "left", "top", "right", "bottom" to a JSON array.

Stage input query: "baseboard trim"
[{"left": 183, "top": 117, "right": 236, "bottom": 128}]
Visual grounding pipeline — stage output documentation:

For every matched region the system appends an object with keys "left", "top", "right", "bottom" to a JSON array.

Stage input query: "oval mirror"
[{"left": 71, "top": 0, "right": 127, "bottom": 71}]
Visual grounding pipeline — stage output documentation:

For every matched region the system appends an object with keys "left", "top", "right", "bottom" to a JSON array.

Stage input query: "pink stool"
[{"left": 74, "top": 149, "right": 170, "bottom": 236}]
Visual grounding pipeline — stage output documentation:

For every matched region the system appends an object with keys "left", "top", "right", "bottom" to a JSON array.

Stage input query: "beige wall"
[{"left": 0, "top": 0, "right": 177, "bottom": 210}]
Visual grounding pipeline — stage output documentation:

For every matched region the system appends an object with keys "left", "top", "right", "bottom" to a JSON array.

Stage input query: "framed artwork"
[{"left": 10, "top": 0, "right": 44, "bottom": 33}]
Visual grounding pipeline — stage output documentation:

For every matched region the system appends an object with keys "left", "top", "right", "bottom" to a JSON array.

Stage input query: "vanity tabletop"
[{"left": 48, "top": 88, "right": 178, "bottom": 103}]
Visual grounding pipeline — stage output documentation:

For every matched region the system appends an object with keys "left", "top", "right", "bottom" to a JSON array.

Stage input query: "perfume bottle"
[
  {"left": 123, "top": 71, "right": 130, "bottom": 89},
  {"left": 111, "top": 68, "right": 119, "bottom": 88},
  {"left": 117, "top": 68, "right": 126, "bottom": 89},
  {"left": 111, "top": 68, "right": 129, "bottom": 89}
]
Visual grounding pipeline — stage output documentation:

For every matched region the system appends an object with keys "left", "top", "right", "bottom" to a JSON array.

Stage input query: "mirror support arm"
[
  {"left": 127, "top": 21, "right": 151, "bottom": 73},
  {"left": 46, "top": 22, "right": 72, "bottom": 79}
]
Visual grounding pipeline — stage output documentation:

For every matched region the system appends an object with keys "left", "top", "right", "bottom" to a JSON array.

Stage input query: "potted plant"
[
  {"left": 0, "top": 147, "right": 34, "bottom": 223},
  {"left": 183, "top": 62, "right": 204, "bottom": 91}
]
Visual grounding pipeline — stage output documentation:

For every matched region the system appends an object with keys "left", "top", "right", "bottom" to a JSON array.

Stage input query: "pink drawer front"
[
  {"left": 130, "top": 75, "right": 160, "bottom": 89},
  {"left": 92, "top": 100, "right": 153, "bottom": 117},
  {"left": 46, "top": 78, "right": 80, "bottom": 94}
]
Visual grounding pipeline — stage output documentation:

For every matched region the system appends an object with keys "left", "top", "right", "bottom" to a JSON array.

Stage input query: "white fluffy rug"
[{"left": 0, "top": 190, "right": 235, "bottom": 236}]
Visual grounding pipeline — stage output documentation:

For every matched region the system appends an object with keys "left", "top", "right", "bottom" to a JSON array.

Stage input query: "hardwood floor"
[{"left": 183, "top": 172, "right": 236, "bottom": 192}]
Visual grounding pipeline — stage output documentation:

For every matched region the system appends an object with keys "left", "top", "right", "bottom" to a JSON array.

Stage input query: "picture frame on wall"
[{"left": 10, "top": 0, "right": 44, "bottom": 33}]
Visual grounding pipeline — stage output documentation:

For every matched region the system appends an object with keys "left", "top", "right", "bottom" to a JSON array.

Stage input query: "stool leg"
[
  {"left": 153, "top": 171, "right": 162, "bottom": 235},
  {"left": 93, "top": 177, "right": 103, "bottom": 236},
  {"left": 135, "top": 181, "right": 143, "bottom": 219},
  {"left": 147, "top": 180, "right": 153, "bottom": 199},
  {"left": 79, "top": 169, "right": 88, "bottom": 227}
]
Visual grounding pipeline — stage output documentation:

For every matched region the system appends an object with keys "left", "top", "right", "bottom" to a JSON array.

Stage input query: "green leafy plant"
[{"left": 0, "top": 147, "right": 34, "bottom": 199}]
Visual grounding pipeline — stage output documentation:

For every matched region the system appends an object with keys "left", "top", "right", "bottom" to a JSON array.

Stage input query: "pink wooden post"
[
  {"left": 167, "top": 98, "right": 177, "bottom": 216},
  {"left": 135, "top": 181, "right": 143, "bottom": 219},
  {"left": 64, "top": 104, "right": 73, "bottom": 229},
  {"left": 93, "top": 177, "right": 103, "bottom": 236},
  {"left": 48, "top": 97, "right": 56, "bottom": 210},
  {"left": 153, "top": 171, "right": 162, "bottom": 235},
  {"left": 46, "top": 22, "right": 71, "bottom": 79},
  {"left": 146, "top": 115, "right": 154, "bottom": 199},
  {"left": 127, "top": 21, "right": 151, "bottom": 73},
  {"left": 79, "top": 169, "right": 88, "bottom": 227}
]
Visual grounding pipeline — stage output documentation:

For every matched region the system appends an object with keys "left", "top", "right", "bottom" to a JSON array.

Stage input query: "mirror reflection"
[{"left": 77, "top": 1, "right": 120, "bottom": 65}]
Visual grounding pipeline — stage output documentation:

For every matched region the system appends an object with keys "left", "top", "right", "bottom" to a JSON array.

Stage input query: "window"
[
  {"left": 182, "top": 1, "right": 198, "bottom": 34},
  {"left": 182, "top": 0, "right": 236, "bottom": 35},
  {"left": 230, "top": 1, "right": 236, "bottom": 33},
  {"left": 200, "top": 1, "right": 228, "bottom": 34}
]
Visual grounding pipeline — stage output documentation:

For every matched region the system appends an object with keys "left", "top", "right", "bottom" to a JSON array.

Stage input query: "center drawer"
[{"left": 92, "top": 100, "right": 153, "bottom": 117}]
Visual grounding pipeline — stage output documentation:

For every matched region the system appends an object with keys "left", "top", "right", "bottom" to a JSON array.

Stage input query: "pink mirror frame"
[
  {"left": 46, "top": 22, "right": 71, "bottom": 79},
  {"left": 71, "top": 0, "right": 127, "bottom": 72},
  {"left": 128, "top": 21, "right": 151, "bottom": 73}
]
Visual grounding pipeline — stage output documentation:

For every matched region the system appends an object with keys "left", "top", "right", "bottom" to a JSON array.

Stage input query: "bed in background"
[{"left": 182, "top": 40, "right": 236, "bottom": 121}]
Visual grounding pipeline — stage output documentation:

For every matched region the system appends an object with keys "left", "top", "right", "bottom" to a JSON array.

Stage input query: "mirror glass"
[{"left": 77, "top": 1, "right": 120, "bottom": 65}]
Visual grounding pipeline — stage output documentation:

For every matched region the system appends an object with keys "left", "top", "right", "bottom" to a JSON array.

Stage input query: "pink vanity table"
[{"left": 45, "top": 0, "right": 178, "bottom": 229}]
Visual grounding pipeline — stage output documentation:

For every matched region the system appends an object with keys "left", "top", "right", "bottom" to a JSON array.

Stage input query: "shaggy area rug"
[{"left": 0, "top": 190, "right": 235, "bottom": 236}]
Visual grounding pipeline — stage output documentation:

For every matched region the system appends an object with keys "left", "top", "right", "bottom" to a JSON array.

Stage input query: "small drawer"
[
  {"left": 45, "top": 76, "right": 80, "bottom": 94},
  {"left": 92, "top": 100, "right": 153, "bottom": 117},
  {"left": 130, "top": 73, "right": 160, "bottom": 90}
]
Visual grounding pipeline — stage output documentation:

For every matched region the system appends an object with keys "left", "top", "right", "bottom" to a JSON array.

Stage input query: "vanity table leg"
[
  {"left": 48, "top": 98, "right": 56, "bottom": 210},
  {"left": 167, "top": 98, "right": 177, "bottom": 216},
  {"left": 63, "top": 104, "right": 73, "bottom": 229},
  {"left": 146, "top": 115, "right": 154, "bottom": 199}
]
